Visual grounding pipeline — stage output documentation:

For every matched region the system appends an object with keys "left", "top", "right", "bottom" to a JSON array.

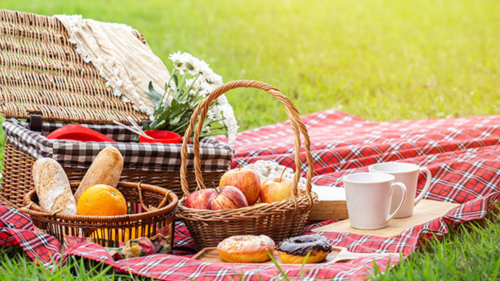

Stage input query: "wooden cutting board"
[
  {"left": 192, "top": 247, "right": 396, "bottom": 266},
  {"left": 312, "top": 199, "right": 459, "bottom": 237}
]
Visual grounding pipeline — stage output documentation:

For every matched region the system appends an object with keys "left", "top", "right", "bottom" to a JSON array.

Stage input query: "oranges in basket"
[{"left": 77, "top": 184, "right": 127, "bottom": 216}]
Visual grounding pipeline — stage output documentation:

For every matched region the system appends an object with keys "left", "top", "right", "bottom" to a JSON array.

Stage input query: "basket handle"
[
  {"left": 180, "top": 80, "right": 314, "bottom": 208},
  {"left": 19, "top": 202, "right": 62, "bottom": 218}
]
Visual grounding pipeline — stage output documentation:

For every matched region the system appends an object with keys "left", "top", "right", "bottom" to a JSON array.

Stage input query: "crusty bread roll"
[
  {"left": 33, "top": 158, "right": 77, "bottom": 215},
  {"left": 74, "top": 146, "right": 123, "bottom": 203}
]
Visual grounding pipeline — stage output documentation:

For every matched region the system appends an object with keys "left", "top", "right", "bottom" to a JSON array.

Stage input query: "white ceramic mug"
[
  {"left": 368, "top": 162, "right": 432, "bottom": 218},
  {"left": 343, "top": 172, "right": 407, "bottom": 230}
]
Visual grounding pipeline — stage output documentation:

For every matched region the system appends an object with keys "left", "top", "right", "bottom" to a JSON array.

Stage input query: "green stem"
[
  {"left": 200, "top": 131, "right": 225, "bottom": 137},
  {"left": 177, "top": 71, "right": 189, "bottom": 98},
  {"left": 204, "top": 125, "right": 226, "bottom": 131},
  {"left": 173, "top": 118, "right": 194, "bottom": 133},
  {"left": 158, "top": 67, "right": 177, "bottom": 109},
  {"left": 184, "top": 73, "right": 201, "bottom": 97}
]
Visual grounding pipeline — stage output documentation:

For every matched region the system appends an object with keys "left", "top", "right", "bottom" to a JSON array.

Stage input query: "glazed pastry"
[
  {"left": 217, "top": 235, "right": 275, "bottom": 263},
  {"left": 277, "top": 234, "right": 332, "bottom": 264}
]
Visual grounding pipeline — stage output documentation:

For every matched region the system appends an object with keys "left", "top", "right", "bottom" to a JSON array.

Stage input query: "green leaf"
[
  {"left": 172, "top": 74, "right": 179, "bottom": 88},
  {"left": 267, "top": 251, "right": 290, "bottom": 281},
  {"left": 299, "top": 250, "right": 311, "bottom": 277},
  {"left": 145, "top": 82, "right": 163, "bottom": 110},
  {"left": 170, "top": 115, "right": 183, "bottom": 124}
]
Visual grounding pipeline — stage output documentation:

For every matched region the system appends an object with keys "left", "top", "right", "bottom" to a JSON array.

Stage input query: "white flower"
[
  {"left": 182, "top": 53, "right": 199, "bottom": 75},
  {"left": 198, "top": 89, "right": 210, "bottom": 97},
  {"left": 169, "top": 51, "right": 199, "bottom": 75},
  {"left": 207, "top": 109, "right": 216, "bottom": 120},
  {"left": 168, "top": 51, "right": 184, "bottom": 67},
  {"left": 200, "top": 81, "right": 213, "bottom": 92},
  {"left": 215, "top": 95, "right": 238, "bottom": 145},
  {"left": 162, "top": 51, "right": 238, "bottom": 145},
  {"left": 211, "top": 104, "right": 223, "bottom": 120},
  {"left": 206, "top": 73, "right": 223, "bottom": 87},
  {"left": 201, "top": 68, "right": 214, "bottom": 81},
  {"left": 197, "top": 60, "right": 211, "bottom": 76},
  {"left": 186, "top": 78, "right": 201, "bottom": 92}
]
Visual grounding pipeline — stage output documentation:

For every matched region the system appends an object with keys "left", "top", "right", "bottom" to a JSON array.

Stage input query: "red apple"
[
  {"left": 207, "top": 185, "right": 249, "bottom": 210},
  {"left": 260, "top": 177, "right": 294, "bottom": 203},
  {"left": 185, "top": 189, "right": 217, "bottom": 209},
  {"left": 220, "top": 168, "right": 261, "bottom": 205}
]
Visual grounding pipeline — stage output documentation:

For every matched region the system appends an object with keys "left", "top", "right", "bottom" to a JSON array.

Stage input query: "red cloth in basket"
[{"left": 2, "top": 109, "right": 500, "bottom": 280}]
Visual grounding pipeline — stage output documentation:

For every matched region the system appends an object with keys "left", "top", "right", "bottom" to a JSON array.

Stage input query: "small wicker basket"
[
  {"left": 176, "top": 80, "right": 317, "bottom": 250},
  {"left": 20, "top": 181, "right": 178, "bottom": 248}
]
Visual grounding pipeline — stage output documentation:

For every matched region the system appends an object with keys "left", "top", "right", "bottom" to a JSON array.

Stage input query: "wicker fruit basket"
[
  {"left": 0, "top": 10, "right": 230, "bottom": 208},
  {"left": 20, "top": 181, "right": 178, "bottom": 248},
  {"left": 176, "top": 80, "right": 317, "bottom": 250}
]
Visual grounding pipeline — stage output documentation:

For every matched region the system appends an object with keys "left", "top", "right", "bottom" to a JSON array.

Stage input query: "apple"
[
  {"left": 220, "top": 167, "right": 261, "bottom": 205},
  {"left": 207, "top": 185, "right": 249, "bottom": 210},
  {"left": 185, "top": 189, "right": 217, "bottom": 209},
  {"left": 260, "top": 170, "right": 295, "bottom": 203}
]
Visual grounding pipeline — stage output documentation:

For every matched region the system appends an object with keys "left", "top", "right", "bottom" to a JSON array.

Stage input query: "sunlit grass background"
[
  {"left": 1, "top": 0, "right": 500, "bottom": 279},
  {"left": 4, "top": 0, "right": 500, "bottom": 130}
]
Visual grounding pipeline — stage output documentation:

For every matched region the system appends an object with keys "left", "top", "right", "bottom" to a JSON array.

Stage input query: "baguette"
[
  {"left": 32, "top": 158, "right": 77, "bottom": 215},
  {"left": 74, "top": 146, "right": 123, "bottom": 202}
]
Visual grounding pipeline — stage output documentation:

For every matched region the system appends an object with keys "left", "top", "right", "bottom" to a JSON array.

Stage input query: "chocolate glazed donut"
[{"left": 277, "top": 234, "right": 333, "bottom": 264}]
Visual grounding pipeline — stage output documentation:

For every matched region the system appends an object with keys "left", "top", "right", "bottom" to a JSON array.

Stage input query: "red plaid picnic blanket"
[{"left": 2, "top": 109, "right": 500, "bottom": 280}]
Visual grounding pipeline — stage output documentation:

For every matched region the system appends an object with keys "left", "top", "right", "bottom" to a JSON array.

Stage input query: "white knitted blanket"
[
  {"left": 244, "top": 160, "right": 309, "bottom": 190},
  {"left": 245, "top": 160, "right": 345, "bottom": 201},
  {"left": 54, "top": 15, "right": 170, "bottom": 115}
]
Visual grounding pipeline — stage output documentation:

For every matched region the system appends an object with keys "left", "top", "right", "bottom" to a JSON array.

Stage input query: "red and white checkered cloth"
[{"left": 2, "top": 109, "right": 500, "bottom": 280}]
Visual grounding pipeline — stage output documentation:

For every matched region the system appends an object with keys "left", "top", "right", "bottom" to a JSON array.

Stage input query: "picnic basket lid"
[{"left": 0, "top": 9, "right": 148, "bottom": 125}]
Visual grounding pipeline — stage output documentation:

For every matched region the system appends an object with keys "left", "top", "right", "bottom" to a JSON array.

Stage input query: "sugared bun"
[{"left": 217, "top": 235, "right": 275, "bottom": 263}]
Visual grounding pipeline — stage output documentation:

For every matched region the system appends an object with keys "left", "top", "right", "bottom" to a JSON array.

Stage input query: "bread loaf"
[
  {"left": 74, "top": 146, "right": 123, "bottom": 202},
  {"left": 32, "top": 158, "right": 77, "bottom": 215}
]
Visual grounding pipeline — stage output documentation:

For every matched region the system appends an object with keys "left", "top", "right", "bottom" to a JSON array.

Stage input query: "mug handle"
[
  {"left": 386, "top": 182, "right": 407, "bottom": 223},
  {"left": 414, "top": 167, "right": 432, "bottom": 206}
]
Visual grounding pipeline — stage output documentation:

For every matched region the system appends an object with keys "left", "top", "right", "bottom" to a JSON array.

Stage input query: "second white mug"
[{"left": 369, "top": 162, "right": 432, "bottom": 218}]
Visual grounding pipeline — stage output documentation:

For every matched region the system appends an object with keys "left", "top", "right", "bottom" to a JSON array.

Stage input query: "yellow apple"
[{"left": 260, "top": 177, "right": 294, "bottom": 203}]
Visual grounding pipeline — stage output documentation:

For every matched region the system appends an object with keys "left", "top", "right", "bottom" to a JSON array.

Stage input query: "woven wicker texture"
[
  {"left": 2, "top": 141, "right": 224, "bottom": 208},
  {"left": 177, "top": 80, "right": 317, "bottom": 250},
  {"left": 20, "top": 181, "right": 178, "bottom": 247},
  {"left": 0, "top": 9, "right": 147, "bottom": 124},
  {"left": 0, "top": 194, "right": 17, "bottom": 209}
]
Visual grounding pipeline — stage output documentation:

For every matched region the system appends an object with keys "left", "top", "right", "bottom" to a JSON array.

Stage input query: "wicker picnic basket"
[
  {"left": 0, "top": 10, "right": 230, "bottom": 208},
  {"left": 20, "top": 181, "right": 178, "bottom": 248},
  {"left": 176, "top": 80, "right": 317, "bottom": 250}
]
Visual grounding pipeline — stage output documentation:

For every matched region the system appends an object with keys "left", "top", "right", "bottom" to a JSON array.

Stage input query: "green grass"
[
  {"left": 1, "top": 0, "right": 500, "bottom": 279},
  {"left": 3, "top": 0, "right": 500, "bottom": 130},
  {"left": 0, "top": 246, "right": 151, "bottom": 280},
  {"left": 372, "top": 210, "right": 500, "bottom": 280}
]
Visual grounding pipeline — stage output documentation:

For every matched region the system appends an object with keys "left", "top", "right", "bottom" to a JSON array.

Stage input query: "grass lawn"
[{"left": 1, "top": 0, "right": 500, "bottom": 279}]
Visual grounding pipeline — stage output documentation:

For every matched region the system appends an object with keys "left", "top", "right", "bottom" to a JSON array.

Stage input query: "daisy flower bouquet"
[{"left": 144, "top": 52, "right": 238, "bottom": 144}]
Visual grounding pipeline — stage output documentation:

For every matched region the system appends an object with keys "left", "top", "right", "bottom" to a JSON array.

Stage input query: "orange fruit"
[{"left": 77, "top": 184, "right": 127, "bottom": 216}]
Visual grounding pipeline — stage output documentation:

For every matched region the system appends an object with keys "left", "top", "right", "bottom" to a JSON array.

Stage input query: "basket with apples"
[{"left": 176, "top": 80, "right": 317, "bottom": 250}]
